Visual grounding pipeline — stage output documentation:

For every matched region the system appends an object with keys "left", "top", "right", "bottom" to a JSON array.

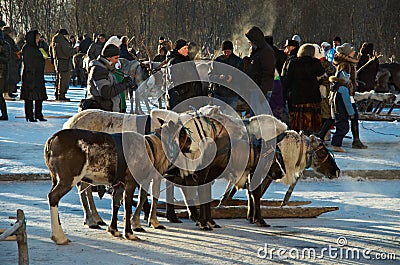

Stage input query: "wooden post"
[
  {"left": 16, "top": 209, "right": 29, "bottom": 265},
  {"left": 0, "top": 209, "right": 28, "bottom": 265}
]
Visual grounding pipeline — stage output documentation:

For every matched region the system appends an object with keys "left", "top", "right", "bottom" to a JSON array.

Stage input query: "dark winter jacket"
[
  {"left": 119, "top": 43, "right": 134, "bottom": 61},
  {"left": 87, "top": 41, "right": 104, "bottom": 60},
  {"left": 209, "top": 53, "right": 244, "bottom": 97},
  {"left": 51, "top": 32, "right": 74, "bottom": 72},
  {"left": 165, "top": 49, "right": 203, "bottom": 109},
  {"left": 356, "top": 43, "right": 379, "bottom": 92},
  {"left": 285, "top": 56, "right": 325, "bottom": 105},
  {"left": 245, "top": 26, "right": 275, "bottom": 94},
  {"left": 272, "top": 45, "right": 287, "bottom": 77},
  {"left": 87, "top": 56, "right": 129, "bottom": 112},
  {"left": 4, "top": 33, "right": 21, "bottom": 85},
  {"left": 333, "top": 52, "right": 358, "bottom": 96},
  {"left": 20, "top": 30, "right": 47, "bottom": 100},
  {"left": 78, "top": 37, "right": 92, "bottom": 54},
  {"left": 0, "top": 31, "right": 10, "bottom": 92}
]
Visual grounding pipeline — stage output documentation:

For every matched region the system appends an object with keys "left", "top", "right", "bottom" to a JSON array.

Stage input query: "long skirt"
[{"left": 290, "top": 103, "right": 322, "bottom": 135}]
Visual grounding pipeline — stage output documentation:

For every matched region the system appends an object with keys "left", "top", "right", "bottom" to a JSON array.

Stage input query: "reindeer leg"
[
  {"left": 124, "top": 180, "right": 139, "bottom": 240},
  {"left": 218, "top": 181, "right": 236, "bottom": 207},
  {"left": 246, "top": 187, "right": 254, "bottom": 223},
  {"left": 197, "top": 185, "right": 212, "bottom": 230},
  {"left": 48, "top": 175, "right": 73, "bottom": 245},
  {"left": 77, "top": 182, "right": 100, "bottom": 229},
  {"left": 107, "top": 185, "right": 123, "bottom": 238},
  {"left": 132, "top": 178, "right": 151, "bottom": 232},
  {"left": 149, "top": 177, "right": 165, "bottom": 229},
  {"left": 205, "top": 184, "right": 220, "bottom": 229},
  {"left": 166, "top": 181, "right": 182, "bottom": 223},
  {"left": 281, "top": 176, "right": 300, "bottom": 207},
  {"left": 252, "top": 185, "right": 270, "bottom": 227}
]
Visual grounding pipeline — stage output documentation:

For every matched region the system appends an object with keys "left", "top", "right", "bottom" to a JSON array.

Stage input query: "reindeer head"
[{"left": 309, "top": 135, "right": 340, "bottom": 179}]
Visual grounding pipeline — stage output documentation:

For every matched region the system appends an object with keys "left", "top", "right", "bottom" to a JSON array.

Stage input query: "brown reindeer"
[{"left": 46, "top": 121, "right": 190, "bottom": 244}]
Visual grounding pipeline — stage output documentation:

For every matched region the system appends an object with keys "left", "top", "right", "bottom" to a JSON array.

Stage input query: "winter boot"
[
  {"left": 315, "top": 118, "right": 334, "bottom": 140},
  {"left": 0, "top": 97, "right": 8, "bottom": 120},
  {"left": 351, "top": 118, "right": 368, "bottom": 149}
]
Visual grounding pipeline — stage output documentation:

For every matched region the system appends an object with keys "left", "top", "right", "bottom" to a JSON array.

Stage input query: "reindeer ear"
[{"left": 150, "top": 109, "right": 179, "bottom": 124}]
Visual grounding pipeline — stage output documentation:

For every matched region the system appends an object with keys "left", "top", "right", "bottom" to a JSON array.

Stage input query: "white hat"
[
  {"left": 105, "top": 36, "right": 122, "bottom": 48},
  {"left": 312, "top": 44, "right": 325, "bottom": 59}
]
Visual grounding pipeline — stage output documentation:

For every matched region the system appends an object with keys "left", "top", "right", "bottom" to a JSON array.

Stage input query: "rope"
[{"left": 360, "top": 121, "right": 400, "bottom": 137}]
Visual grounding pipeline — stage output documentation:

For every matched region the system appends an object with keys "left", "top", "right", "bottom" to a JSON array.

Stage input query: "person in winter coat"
[
  {"left": 85, "top": 43, "right": 131, "bottom": 112},
  {"left": 2, "top": 26, "right": 20, "bottom": 99},
  {"left": 326, "top": 36, "right": 342, "bottom": 64},
  {"left": 209, "top": 40, "right": 244, "bottom": 110},
  {"left": 314, "top": 43, "right": 336, "bottom": 141},
  {"left": 333, "top": 43, "right": 367, "bottom": 149},
  {"left": 329, "top": 70, "right": 355, "bottom": 152},
  {"left": 87, "top": 33, "right": 106, "bottom": 60},
  {"left": 119, "top": 36, "right": 136, "bottom": 61},
  {"left": 165, "top": 39, "right": 203, "bottom": 111},
  {"left": 21, "top": 30, "right": 48, "bottom": 122},
  {"left": 285, "top": 43, "right": 325, "bottom": 135},
  {"left": 245, "top": 26, "right": 275, "bottom": 97},
  {"left": 357, "top": 42, "right": 379, "bottom": 93},
  {"left": 0, "top": 30, "right": 10, "bottom": 120},
  {"left": 51, "top": 28, "right": 74, "bottom": 100}
]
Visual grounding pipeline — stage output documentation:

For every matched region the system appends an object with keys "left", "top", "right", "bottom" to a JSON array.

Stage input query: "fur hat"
[
  {"left": 312, "top": 44, "right": 325, "bottom": 59},
  {"left": 284, "top": 39, "right": 299, "bottom": 48},
  {"left": 174, "top": 39, "right": 188, "bottom": 51},
  {"left": 336, "top": 43, "right": 354, "bottom": 56},
  {"left": 58, "top": 29, "right": 68, "bottom": 36},
  {"left": 105, "top": 36, "right": 122, "bottom": 48},
  {"left": 221, "top": 40, "right": 234, "bottom": 51},
  {"left": 101, "top": 44, "right": 120, "bottom": 58},
  {"left": 297, "top": 43, "right": 315, "bottom": 57}
]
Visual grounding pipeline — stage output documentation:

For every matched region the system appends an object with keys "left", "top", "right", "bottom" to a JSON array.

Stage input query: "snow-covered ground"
[{"left": 0, "top": 80, "right": 399, "bottom": 264}]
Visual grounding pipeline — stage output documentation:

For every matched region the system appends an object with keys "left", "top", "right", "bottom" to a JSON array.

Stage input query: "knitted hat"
[
  {"left": 174, "top": 39, "right": 188, "bottom": 50},
  {"left": 221, "top": 40, "right": 234, "bottom": 51},
  {"left": 284, "top": 39, "right": 299, "bottom": 48},
  {"left": 101, "top": 44, "right": 120, "bottom": 58},
  {"left": 333, "top": 36, "right": 342, "bottom": 43},
  {"left": 58, "top": 29, "right": 68, "bottom": 36},
  {"left": 336, "top": 43, "right": 354, "bottom": 56}
]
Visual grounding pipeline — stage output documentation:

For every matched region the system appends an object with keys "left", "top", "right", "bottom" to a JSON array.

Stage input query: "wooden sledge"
[
  {"left": 158, "top": 206, "right": 339, "bottom": 219},
  {"left": 156, "top": 199, "right": 312, "bottom": 209}
]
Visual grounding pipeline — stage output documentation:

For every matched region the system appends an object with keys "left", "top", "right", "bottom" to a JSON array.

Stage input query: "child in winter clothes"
[{"left": 329, "top": 70, "right": 355, "bottom": 152}]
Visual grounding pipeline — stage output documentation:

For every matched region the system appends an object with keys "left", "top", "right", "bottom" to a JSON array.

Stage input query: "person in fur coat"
[{"left": 333, "top": 43, "right": 367, "bottom": 149}]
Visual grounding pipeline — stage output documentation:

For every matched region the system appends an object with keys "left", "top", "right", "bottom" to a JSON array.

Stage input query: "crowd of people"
[{"left": 0, "top": 19, "right": 381, "bottom": 152}]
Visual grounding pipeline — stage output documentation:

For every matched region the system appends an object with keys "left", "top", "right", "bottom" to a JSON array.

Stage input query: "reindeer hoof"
[
  {"left": 198, "top": 222, "right": 213, "bottom": 231},
  {"left": 106, "top": 226, "right": 121, "bottom": 237},
  {"left": 88, "top": 224, "right": 102, "bottom": 229},
  {"left": 134, "top": 227, "right": 146, "bottom": 232},
  {"left": 154, "top": 225, "right": 166, "bottom": 230},
  {"left": 51, "top": 236, "right": 71, "bottom": 245},
  {"left": 97, "top": 221, "right": 107, "bottom": 226},
  {"left": 124, "top": 233, "right": 140, "bottom": 241}
]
